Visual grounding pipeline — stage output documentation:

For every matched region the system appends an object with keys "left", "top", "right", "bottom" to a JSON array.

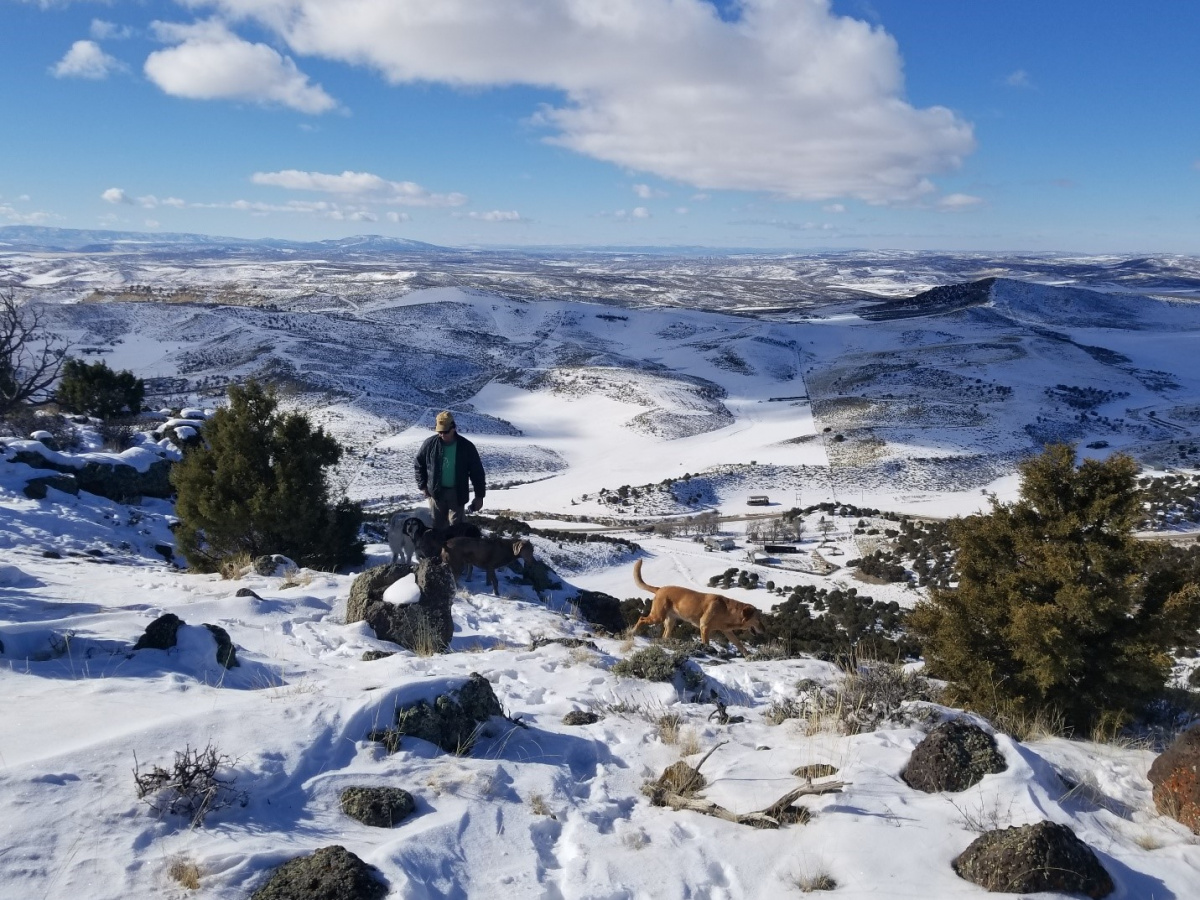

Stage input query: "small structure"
[
  {"left": 704, "top": 536, "right": 736, "bottom": 552},
  {"left": 747, "top": 495, "right": 770, "bottom": 506}
]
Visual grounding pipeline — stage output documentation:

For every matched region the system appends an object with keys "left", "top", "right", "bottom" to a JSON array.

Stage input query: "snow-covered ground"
[{"left": 2, "top": 265, "right": 1200, "bottom": 898}]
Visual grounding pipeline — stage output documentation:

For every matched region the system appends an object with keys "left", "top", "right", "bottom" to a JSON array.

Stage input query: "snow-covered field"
[{"left": 2, "top": 249, "right": 1200, "bottom": 898}]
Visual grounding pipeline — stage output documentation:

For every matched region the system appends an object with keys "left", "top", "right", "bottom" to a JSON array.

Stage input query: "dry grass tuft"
[
  {"left": 218, "top": 551, "right": 252, "bottom": 581},
  {"left": 529, "top": 793, "right": 553, "bottom": 817},
  {"left": 167, "top": 856, "right": 202, "bottom": 890},
  {"left": 657, "top": 713, "right": 683, "bottom": 745},
  {"left": 676, "top": 727, "right": 703, "bottom": 758},
  {"left": 279, "top": 565, "right": 314, "bottom": 589}
]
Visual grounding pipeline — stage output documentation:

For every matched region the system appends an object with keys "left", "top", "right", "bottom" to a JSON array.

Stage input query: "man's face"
[{"left": 438, "top": 427, "right": 456, "bottom": 444}]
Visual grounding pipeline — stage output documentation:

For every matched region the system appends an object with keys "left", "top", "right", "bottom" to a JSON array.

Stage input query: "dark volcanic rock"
[
  {"left": 204, "top": 623, "right": 239, "bottom": 668},
  {"left": 345, "top": 564, "right": 411, "bottom": 624},
  {"left": 361, "top": 650, "right": 396, "bottom": 662},
  {"left": 133, "top": 613, "right": 184, "bottom": 651},
  {"left": 952, "top": 821, "right": 1113, "bottom": 897},
  {"left": 23, "top": 473, "right": 78, "bottom": 499},
  {"left": 902, "top": 720, "right": 1006, "bottom": 793},
  {"left": 562, "top": 710, "right": 601, "bottom": 726},
  {"left": 12, "top": 450, "right": 173, "bottom": 502},
  {"left": 250, "top": 845, "right": 387, "bottom": 900},
  {"left": 339, "top": 787, "right": 416, "bottom": 827},
  {"left": 369, "top": 672, "right": 503, "bottom": 755},
  {"left": 569, "top": 590, "right": 626, "bottom": 635},
  {"left": 1148, "top": 723, "right": 1200, "bottom": 833}
]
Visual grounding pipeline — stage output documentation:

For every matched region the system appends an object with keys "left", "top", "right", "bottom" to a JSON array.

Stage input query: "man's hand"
[{"left": 470, "top": 497, "right": 483, "bottom": 512}]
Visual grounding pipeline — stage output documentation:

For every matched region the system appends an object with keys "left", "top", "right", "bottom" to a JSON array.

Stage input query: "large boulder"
[
  {"left": 1148, "top": 723, "right": 1200, "bottom": 833},
  {"left": 22, "top": 473, "right": 79, "bottom": 499},
  {"left": 901, "top": 719, "right": 1006, "bottom": 793},
  {"left": 369, "top": 672, "right": 503, "bottom": 755},
  {"left": 250, "top": 845, "right": 387, "bottom": 900},
  {"left": 348, "top": 559, "right": 454, "bottom": 655},
  {"left": 952, "top": 821, "right": 1113, "bottom": 897},
  {"left": 339, "top": 787, "right": 416, "bottom": 828},
  {"left": 345, "top": 564, "right": 411, "bottom": 624}
]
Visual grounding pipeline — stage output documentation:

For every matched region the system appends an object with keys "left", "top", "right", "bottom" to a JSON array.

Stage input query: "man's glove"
[{"left": 470, "top": 497, "right": 483, "bottom": 512}]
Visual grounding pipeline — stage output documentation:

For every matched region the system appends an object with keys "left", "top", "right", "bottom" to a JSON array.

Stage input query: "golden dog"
[{"left": 631, "top": 559, "right": 765, "bottom": 655}]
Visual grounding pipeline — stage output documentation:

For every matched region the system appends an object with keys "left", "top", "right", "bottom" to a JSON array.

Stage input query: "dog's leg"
[
  {"left": 488, "top": 566, "right": 499, "bottom": 596},
  {"left": 724, "top": 632, "right": 749, "bottom": 656},
  {"left": 662, "top": 613, "right": 675, "bottom": 641}
]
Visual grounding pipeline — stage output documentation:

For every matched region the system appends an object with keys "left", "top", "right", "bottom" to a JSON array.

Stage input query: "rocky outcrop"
[
  {"left": 347, "top": 559, "right": 454, "bottom": 655},
  {"left": 952, "top": 821, "right": 1113, "bottom": 897},
  {"left": 369, "top": 672, "right": 503, "bottom": 755},
  {"left": 902, "top": 720, "right": 1006, "bottom": 793},
  {"left": 22, "top": 474, "right": 79, "bottom": 499},
  {"left": 12, "top": 449, "right": 173, "bottom": 502},
  {"left": 250, "top": 845, "right": 387, "bottom": 900},
  {"left": 204, "top": 623, "right": 239, "bottom": 668},
  {"left": 1148, "top": 723, "right": 1200, "bottom": 833},
  {"left": 339, "top": 787, "right": 416, "bottom": 828}
]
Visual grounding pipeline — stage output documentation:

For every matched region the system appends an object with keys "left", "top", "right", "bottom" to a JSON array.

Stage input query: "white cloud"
[
  {"left": 936, "top": 192, "right": 984, "bottom": 211},
  {"left": 145, "top": 19, "right": 337, "bottom": 113},
  {"left": 463, "top": 210, "right": 524, "bottom": 222},
  {"left": 1005, "top": 69, "right": 1033, "bottom": 89},
  {"left": 633, "top": 183, "right": 666, "bottom": 199},
  {"left": 52, "top": 40, "right": 123, "bottom": 79},
  {"left": 611, "top": 207, "right": 651, "bottom": 221},
  {"left": 823, "top": 203, "right": 846, "bottom": 213},
  {"left": 674, "top": 206, "right": 689, "bottom": 215},
  {"left": 251, "top": 169, "right": 466, "bottom": 206},
  {"left": 101, "top": 187, "right": 131, "bottom": 204},
  {"left": 386, "top": 211, "right": 410, "bottom": 223},
  {"left": 144, "top": 219, "right": 160, "bottom": 228},
  {"left": 0, "top": 204, "right": 53, "bottom": 225},
  {"left": 91, "top": 20, "right": 134, "bottom": 40},
  {"left": 183, "top": 0, "right": 974, "bottom": 203}
]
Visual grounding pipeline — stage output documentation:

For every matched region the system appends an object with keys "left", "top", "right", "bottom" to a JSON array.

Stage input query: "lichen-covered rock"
[
  {"left": 952, "top": 821, "right": 1113, "bottom": 897},
  {"left": 562, "top": 710, "right": 600, "bottom": 726},
  {"left": 339, "top": 787, "right": 416, "bottom": 828},
  {"left": 203, "top": 623, "right": 239, "bottom": 668},
  {"left": 133, "top": 613, "right": 184, "bottom": 651},
  {"left": 1148, "top": 723, "right": 1200, "bottom": 833},
  {"left": 345, "top": 564, "right": 411, "bottom": 624},
  {"left": 349, "top": 559, "right": 454, "bottom": 655},
  {"left": 370, "top": 672, "right": 503, "bottom": 755},
  {"left": 902, "top": 720, "right": 1006, "bottom": 793},
  {"left": 250, "top": 845, "right": 387, "bottom": 900}
]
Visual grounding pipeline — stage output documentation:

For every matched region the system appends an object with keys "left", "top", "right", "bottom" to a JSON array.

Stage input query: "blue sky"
[{"left": 2, "top": 0, "right": 1198, "bottom": 252}]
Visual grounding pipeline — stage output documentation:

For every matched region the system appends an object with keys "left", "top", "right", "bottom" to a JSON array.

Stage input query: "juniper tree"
[
  {"left": 55, "top": 358, "right": 145, "bottom": 419},
  {"left": 171, "top": 381, "right": 363, "bottom": 572},
  {"left": 910, "top": 443, "right": 1200, "bottom": 730}
]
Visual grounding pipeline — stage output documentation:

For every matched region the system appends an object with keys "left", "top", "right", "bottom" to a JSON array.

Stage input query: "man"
[{"left": 414, "top": 410, "right": 486, "bottom": 528}]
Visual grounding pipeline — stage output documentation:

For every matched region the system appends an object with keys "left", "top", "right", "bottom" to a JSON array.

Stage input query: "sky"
[{"left": 1, "top": 0, "right": 1199, "bottom": 253}]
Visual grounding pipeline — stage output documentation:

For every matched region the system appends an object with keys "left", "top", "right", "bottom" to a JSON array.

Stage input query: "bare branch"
[{"left": 0, "top": 288, "right": 68, "bottom": 418}]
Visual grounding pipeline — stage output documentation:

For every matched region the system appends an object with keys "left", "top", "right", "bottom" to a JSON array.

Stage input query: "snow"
[{"left": 2, "top": 274, "right": 1200, "bottom": 898}]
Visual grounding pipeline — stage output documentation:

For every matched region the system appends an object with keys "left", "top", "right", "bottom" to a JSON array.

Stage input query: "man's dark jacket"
[{"left": 415, "top": 433, "right": 486, "bottom": 505}]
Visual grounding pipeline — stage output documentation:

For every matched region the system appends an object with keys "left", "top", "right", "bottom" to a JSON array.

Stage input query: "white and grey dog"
[{"left": 386, "top": 510, "right": 432, "bottom": 564}]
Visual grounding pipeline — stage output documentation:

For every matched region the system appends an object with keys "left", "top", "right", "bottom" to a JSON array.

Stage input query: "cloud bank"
[{"left": 175, "top": 0, "right": 975, "bottom": 203}]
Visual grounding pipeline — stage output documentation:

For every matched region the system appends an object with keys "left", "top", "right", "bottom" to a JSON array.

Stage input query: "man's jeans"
[{"left": 429, "top": 487, "right": 465, "bottom": 529}]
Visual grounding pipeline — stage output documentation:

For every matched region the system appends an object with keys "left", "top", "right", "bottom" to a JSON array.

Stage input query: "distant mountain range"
[{"left": 0, "top": 226, "right": 444, "bottom": 255}]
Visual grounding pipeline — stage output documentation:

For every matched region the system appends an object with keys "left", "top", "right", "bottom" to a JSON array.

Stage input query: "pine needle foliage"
[
  {"left": 170, "top": 381, "right": 364, "bottom": 572},
  {"left": 910, "top": 443, "right": 1200, "bottom": 730}
]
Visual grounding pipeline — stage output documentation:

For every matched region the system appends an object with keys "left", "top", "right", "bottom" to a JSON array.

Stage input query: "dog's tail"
[{"left": 632, "top": 559, "right": 659, "bottom": 594}]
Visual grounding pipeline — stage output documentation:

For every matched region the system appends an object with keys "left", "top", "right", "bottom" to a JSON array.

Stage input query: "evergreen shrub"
[{"left": 55, "top": 358, "right": 144, "bottom": 419}]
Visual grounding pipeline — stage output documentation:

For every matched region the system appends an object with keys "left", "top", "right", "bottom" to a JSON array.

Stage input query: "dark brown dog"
[
  {"left": 441, "top": 536, "right": 535, "bottom": 596},
  {"left": 631, "top": 559, "right": 765, "bottom": 655}
]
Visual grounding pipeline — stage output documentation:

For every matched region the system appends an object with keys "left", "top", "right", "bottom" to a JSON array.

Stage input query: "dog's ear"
[{"left": 741, "top": 607, "right": 755, "bottom": 621}]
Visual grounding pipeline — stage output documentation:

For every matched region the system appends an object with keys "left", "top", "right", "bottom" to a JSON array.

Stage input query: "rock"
[
  {"left": 1148, "top": 723, "right": 1200, "bottom": 833},
  {"left": 235, "top": 588, "right": 262, "bottom": 599},
  {"left": 252, "top": 554, "right": 295, "bottom": 577},
  {"left": 23, "top": 474, "right": 79, "bottom": 499},
  {"left": 203, "top": 623, "right": 239, "bottom": 668},
  {"left": 361, "top": 650, "right": 396, "bottom": 662},
  {"left": 530, "top": 637, "right": 599, "bottom": 651},
  {"left": 562, "top": 710, "right": 600, "bottom": 726},
  {"left": 250, "top": 845, "right": 387, "bottom": 900},
  {"left": 902, "top": 720, "right": 1006, "bottom": 793},
  {"left": 345, "top": 564, "right": 411, "bottom": 624},
  {"left": 351, "top": 558, "right": 455, "bottom": 655},
  {"left": 133, "top": 613, "right": 184, "bottom": 651},
  {"left": 153, "top": 543, "right": 175, "bottom": 564},
  {"left": 370, "top": 672, "right": 503, "bottom": 755},
  {"left": 569, "top": 590, "right": 626, "bottom": 635},
  {"left": 41, "top": 550, "right": 62, "bottom": 559},
  {"left": 953, "top": 821, "right": 1113, "bottom": 897},
  {"left": 13, "top": 451, "right": 174, "bottom": 503},
  {"left": 339, "top": 787, "right": 416, "bottom": 827}
]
